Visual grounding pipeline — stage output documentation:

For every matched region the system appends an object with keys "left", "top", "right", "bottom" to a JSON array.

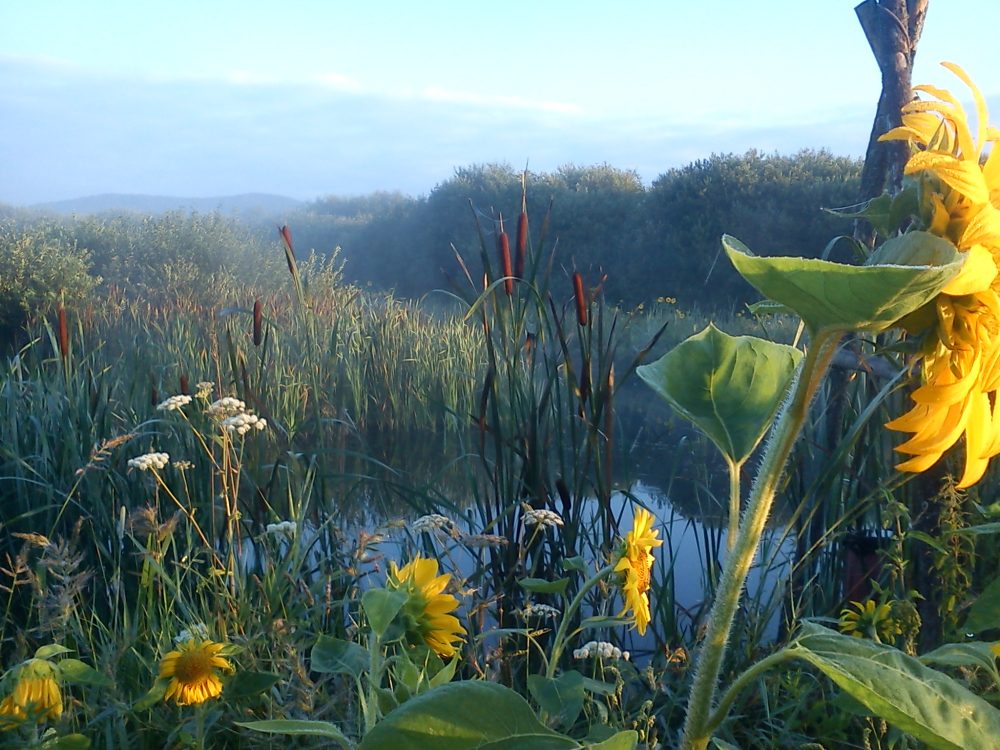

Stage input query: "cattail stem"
[
  {"left": 57, "top": 304, "right": 69, "bottom": 362},
  {"left": 573, "top": 272, "right": 588, "bottom": 327},
  {"left": 253, "top": 299, "right": 263, "bottom": 347},
  {"left": 497, "top": 214, "right": 513, "bottom": 295}
]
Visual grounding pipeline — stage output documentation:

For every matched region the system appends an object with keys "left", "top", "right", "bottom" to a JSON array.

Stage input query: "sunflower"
[
  {"left": 614, "top": 507, "right": 663, "bottom": 635},
  {"left": 158, "top": 638, "right": 234, "bottom": 706},
  {"left": 880, "top": 62, "right": 1000, "bottom": 488},
  {"left": 386, "top": 555, "right": 466, "bottom": 658},
  {"left": 0, "top": 658, "right": 62, "bottom": 729},
  {"left": 839, "top": 600, "right": 901, "bottom": 643}
]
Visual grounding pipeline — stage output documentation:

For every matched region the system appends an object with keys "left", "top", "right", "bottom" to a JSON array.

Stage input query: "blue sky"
[{"left": 2, "top": 0, "right": 998, "bottom": 205}]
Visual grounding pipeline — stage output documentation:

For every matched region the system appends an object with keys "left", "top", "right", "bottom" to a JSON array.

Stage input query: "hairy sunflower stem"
[
  {"left": 725, "top": 458, "right": 743, "bottom": 553},
  {"left": 546, "top": 563, "right": 616, "bottom": 679},
  {"left": 679, "top": 331, "right": 841, "bottom": 750}
]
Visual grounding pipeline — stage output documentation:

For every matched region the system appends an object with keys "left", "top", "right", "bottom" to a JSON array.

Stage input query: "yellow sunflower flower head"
[
  {"left": 0, "top": 658, "right": 62, "bottom": 730},
  {"left": 838, "top": 599, "right": 901, "bottom": 644},
  {"left": 879, "top": 63, "right": 1000, "bottom": 488},
  {"left": 386, "top": 555, "right": 466, "bottom": 658},
  {"left": 158, "top": 638, "right": 234, "bottom": 706},
  {"left": 614, "top": 507, "right": 663, "bottom": 636}
]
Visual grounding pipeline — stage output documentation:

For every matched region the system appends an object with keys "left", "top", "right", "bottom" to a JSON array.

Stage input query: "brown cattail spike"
[
  {"left": 515, "top": 210, "right": 528, "bottom": 279},
  {"left": 573, "top": 272, "right": 588, "bottom": 327},
  {"left": 57, "top": 304, "right": 69, "bottom": 362},
  {"left": 253, "top": 299, "right": 263, "bottom": 346},
  {"left": 497, "top": 215, "right": 513, "bottom": 296},
  {"left": 279, "top": 224, "right": 294, "bottom": 254},
  {"left": 179, "top": 374, "right": 189, "bottom": 395}
]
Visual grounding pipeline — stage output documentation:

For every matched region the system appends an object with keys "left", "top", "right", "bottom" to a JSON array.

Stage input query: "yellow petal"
[{"left": 942, "top": 245, "right": 998, "bottom": 295}]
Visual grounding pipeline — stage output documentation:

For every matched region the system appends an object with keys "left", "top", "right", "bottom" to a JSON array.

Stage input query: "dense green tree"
[{"left": 640, "top": 149, "right": 862, "bottom": 309}]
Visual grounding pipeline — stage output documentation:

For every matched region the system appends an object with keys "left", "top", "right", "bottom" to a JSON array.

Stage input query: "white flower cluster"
[
  {"left": 265, "top": 520, "right": 296, "bottom": 537},
  {"left": 156, "top": 394, "right": 193, "bottom": 412},
  {"left": 519, "top": 603, "right": 561, "bottom": 620},
  {"left": 523, "top": 508, "right": 564, "bottom": 528},
  {"left": 411, "top": 513, "right": 452, "bottom": 534},
  {"left": 573, "top": 641, "right": 629, "bottom": 661},
  {"left": 221, "top": 412, "right": 268, "bottom": 435},
  {"left": 205, "top": 397, "right": 246, "bottom": 419},
  {"left": 128, "top": 452, "right": 170, "bottom": 471},
  {"left": 172, "top": 460, "right": 194, "bottom": 471},
  {"left": 461, "top": 533, "right": 508, "bottom": 548},
  {"left": 195, "top": 381, "right": 215, "bottom": 399},
  {"left": 174, "top": 623, "right": 210, "bottom": 644}
]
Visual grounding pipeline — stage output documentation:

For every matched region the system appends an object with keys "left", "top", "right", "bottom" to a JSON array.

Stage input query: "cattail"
[
  {"left": 56, "top": 304, "right": 69, "bottom": 362},
  {"left": 497, "top": 215, "right": 513, "bottom": 296},
  {"left": 556, "top": 478, "right": 572, "bottom": 517},
  {"left": 572, "top": 272, "right": 588, "bottom": 327},
  {"left": 150, "top": 383, "right": 159, "bottom": 409},
  {"left": 579, "top": 356, "right": 591, "bottom": 403},
  {"left": 253, "top": 299, "right": 263, "bottom": 346},
  {"left": 603, "top": 365, "right": 614, "bottom": 497},
  {"left": 179, "top": 374, "right": 189, "bottom": 395},
  {"left": 279, "top": 224, "right": 294, "bottom": 254},
  {"left": 515, "top": 209, "right": 528, "bottom": 279}
]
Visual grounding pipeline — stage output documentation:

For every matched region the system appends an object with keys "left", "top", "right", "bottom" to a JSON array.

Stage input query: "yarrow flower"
[
  {"left": 158, "top": 638, "right": 234, "bottom": 706},
  {"left": 386, "top": 555, "right": 466, "bottom": 658},
  {"left": 614, "top": 507, "right": 662, "bottom": 636},
  {"left": 265, "top": 520, "right": 296, "bottom": 538},
  {"left": 195, "top": 381, "right": 214, "bottom": 399},
  {"left": 522, "top": 507, "right": 564, "bottom": 529},
  {"left": 172, "top": 460, "right": 194, "bottom": 471},
  {"left": 128, "top": 452, "right": 170, "bottom": 471},
  {"left": 156, "top": 394, "right": 193, "bottom": 412},
  {"left": 839, "top": 600, "right": 902, "bottom": 643},
  {"left": 205, "top": 397, "right": 246, "bottom": 419},
  {"left": 221, "top": 412, "right": 267, "bottom": 435},
  {"left": 0, "top": 659, "right": 62, "bottom": 729},
  {"left": 518, "top": 602, "right": 561, "bottom": 620},
  {"left": 411, "top": 513, "right": 452, "bottom": 535},
  {"left": 572, "top": 640, "right": 629, "bottom": 661},
  {"left": 461, "top": 533, "right": 508, "bottom": 548},
  {"left": 173, "top": 623, "right": 210, "bottom": 645},
  {"left": 880, "top": 62, "right": 1000, "bottom": 488}
]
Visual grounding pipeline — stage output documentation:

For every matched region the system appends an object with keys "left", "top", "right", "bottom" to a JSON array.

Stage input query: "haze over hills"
[{"left": 29, "top": 192, "right": 305, "bottom": 217}]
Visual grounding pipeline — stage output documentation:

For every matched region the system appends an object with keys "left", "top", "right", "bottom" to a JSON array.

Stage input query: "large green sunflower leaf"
[
  {"left": 636, "top": 324, "right": 801, "bottom": 465},
  {"left": 235, "top": 719, "right": 353, "bottom": 748},
  {"left": 311, "top": 635, "right": 369, "bottom": 678},
  {"left": 358, "top": 681, "right": 568, "bottom": 750},
  {"left": 724, "top": 232, "right": 964, "bottom": 334},
  {"left": 791, "top": 622, "right": 1000, "bottom": 750},
  {"left": 362, "top": 588, "right": 408, "bottom": 639}
]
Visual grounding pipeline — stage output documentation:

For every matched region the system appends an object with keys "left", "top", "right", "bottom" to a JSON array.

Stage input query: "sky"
[{"left": 2, "top": 0, "right": 999, "bottom": 206}]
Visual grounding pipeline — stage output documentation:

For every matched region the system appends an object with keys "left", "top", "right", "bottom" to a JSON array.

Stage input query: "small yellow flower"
[
  {"left": 158, "top": 639, "right": 234, "bottom": 706},
  {"left": 0, "top": 659, "right": 62, "bottom": 730},
  {"left": 614, "top": 507, "right": 663, "bottom": 635},
  {"left": 838, "top": 600, "right": 901, "bottom": 643},
  {"left": 386, "top": 555, "right": 466, "bottom": 658}
]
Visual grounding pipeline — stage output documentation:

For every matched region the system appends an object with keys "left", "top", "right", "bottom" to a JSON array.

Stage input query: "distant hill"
[{"left": 30, "top": 192, "right": 304, "bottom": 217}]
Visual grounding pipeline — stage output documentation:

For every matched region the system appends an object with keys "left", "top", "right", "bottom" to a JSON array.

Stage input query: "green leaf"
[
  {"left": 792, "top": 622, "right": 1000, "bottom": 750},
  {"left": 920, "top": 642, "right": 1000, "bottom": 686},
  {"left": 357, "top": 680, "right": 566, "bottom": 750},
  {"left": 132, "top": 679, "right": 167, "bottom": 711},
  {"left": 959, "top": 522, "right": 1000, "bottom": 535},
  {"left": 723, "top": 232, "right": 964, "bottom": 334},
  {"left": 225, "top": 670, "right": 281, "bottom": 699},
  {"left": 578, "top": 615, "right": 631, "bottom": 631},
  {"left": 580, "top": 676, "right": 617, "bottom": 696},
  {"left": 528, "top": 671, "right": 586, "bottom": 729},
  {"left": 965, "top": 575, "right": 1000, "bottom": 634},
  {"left": 56, "top": 658, "right": 112, "bottom": 687},
  {"left": 363, "top": 588, "right": 408, "bottom": 639},
  {"left": 589, "top": 732, "right": 638, "bottom": 750},
  {"left": 429, "top": 657, "right": 460, "bottom": 688},
  {"left": 34, "top": 644, "right": 72, "bottom": 660},
  {"left": 561, "top": 556, "right": 587, "bottom": 573},
  {"left": 519, "top": 577, "right": 570, "bottom": 595},
  {"left": 709, "top": 739, "right": 741, "bottom": 750},
  {"left": 312, "top": 635, "right": 370, "bottom": 677},
  {"left": 41, "top": 735, "right": 91, "bottom": 750},
  {"left": 235, "top": 719, "right": 353, "bottom": 748},
  {"left": 637, "top": 323, "right": 802, "bottom": 464}
]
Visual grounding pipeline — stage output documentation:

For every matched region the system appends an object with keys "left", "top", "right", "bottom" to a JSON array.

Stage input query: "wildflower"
[
  {"left": 461, "top": 533, "right": 508, "bottom": 548},
  {"left": 518, "top": 602, "right": 561, "bottom": 620},
  {"left": 411, "top": 514, "right": 452, "bottom": 535},
  {"left": 173, "top": 623, "right": 210, "bottom": 645},
  {"left": 172, "top": 460, "right": 194, "bottom": 471},
  {"left": 128, "top": 452, "right": 170, "bottom": 471},
  {"left": 523, "top": 507, "right": 564, "bottom": 529},
  {"left": 572, "top": 640, "right": 627, "bottom": 660},
  {"left": 0, "top": 659, "right": 62, "bottom": 728},
  {"left": 386, "top": 555, "right": 466, "bottom": 658},
  {"left": 839, "top": 600, "right": 901, "bottom": 643},
  {"left": 880, "top": 63, "right": 1000, "bottom": 488},
  {"left": 221, "top": 412, "right": 267, "bottom": 435},
  {"left": 205, "top": 397, "right": 245, "bottom": 419},
  {"left": 614, "top": 507, "right": 663, "bottom": 636},
  {"left": 195, "top": 381, "right": 214, "bottom": 399},
  {"left": 156, "top": 394, "right": 193, "bottom": 412},
  {"left": 264, "top": 520, "right": 296, "bottom": 538},
  {"left": 158, "top": 638, "right": 234, "bottom": 706}
]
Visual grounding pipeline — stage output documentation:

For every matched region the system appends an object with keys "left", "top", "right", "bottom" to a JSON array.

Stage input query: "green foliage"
[{"left": 0, "top": 221, "right": 96, "bottom": 345}]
